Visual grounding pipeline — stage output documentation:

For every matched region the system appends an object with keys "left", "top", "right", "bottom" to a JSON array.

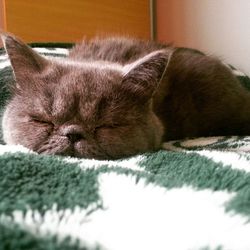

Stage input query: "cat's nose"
[
  {"left": 66, "top": 132, "right": 84, "bottom": 143},
  {"left": 60, "top": 125, "right": 85, "bottom": 143}
]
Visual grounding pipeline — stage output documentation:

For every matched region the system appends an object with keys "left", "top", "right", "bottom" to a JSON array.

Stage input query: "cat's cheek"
[
  {"left": 95, "top": 127, "right": 149, "bottom": 158},
  {"left": 17, "top": 126, "right": 50, "bottom": 150},
  {"left": 2, "top": 106, "right": 15, "bottom": 145},
  {"left": 3, "top": 115, "right": 50, "bottom": 150}
]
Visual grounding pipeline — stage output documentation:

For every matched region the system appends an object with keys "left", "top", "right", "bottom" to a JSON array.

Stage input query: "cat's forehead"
[
  {"left": 48, "top": 58, "right": 126, "bottom": 91},
  {"left": 52, "top": 57, "right": 125, "bottom": 74}
]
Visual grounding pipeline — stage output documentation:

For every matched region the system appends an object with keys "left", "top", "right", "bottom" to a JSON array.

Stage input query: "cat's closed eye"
[
  {"left": 29, "top": 115, "right": 53, "bottom": 125},
  {"left": 93, "top": 123, "right": 124, "bottom": 135},
  {"left": 95, "top": 123, "right": 122, "bottom": 130}
]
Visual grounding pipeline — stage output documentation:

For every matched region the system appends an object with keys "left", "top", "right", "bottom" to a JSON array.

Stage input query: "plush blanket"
[{"left": 1, "top": 45, "right": 250, "bottom": 250}]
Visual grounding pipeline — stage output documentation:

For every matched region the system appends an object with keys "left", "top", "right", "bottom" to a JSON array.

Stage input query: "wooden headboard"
[{"left": 1, "top": 0, "right": 151, "bottom": 43}]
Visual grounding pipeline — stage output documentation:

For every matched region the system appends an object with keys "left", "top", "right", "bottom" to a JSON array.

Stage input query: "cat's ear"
[
  {"left": 122, "top": 50, "right": 169, "bottom": 101},
  {"left": 0, "top": 32, "right": 49, "bottom": 83}
]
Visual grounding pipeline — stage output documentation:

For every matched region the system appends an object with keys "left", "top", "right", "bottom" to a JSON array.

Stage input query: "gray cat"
[{"left": 1, "top": 33, "right": 250, "bottom": 159}]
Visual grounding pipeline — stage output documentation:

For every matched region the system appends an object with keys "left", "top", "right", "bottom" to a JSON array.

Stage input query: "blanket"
[{"left": 1, "top": 45, "right": 250, "bottom": 250}]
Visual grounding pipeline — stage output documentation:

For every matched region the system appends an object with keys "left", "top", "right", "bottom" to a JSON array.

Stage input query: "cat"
[{"left": 1, "top": 33, "right": 250, "bottom": 159}]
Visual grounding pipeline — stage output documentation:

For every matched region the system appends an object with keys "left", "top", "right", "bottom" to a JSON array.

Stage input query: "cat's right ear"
[
  {"left": 122, "top": 49, "right": 170, "bottom": 102},
  {"left": 0, "top": 32, "right": 49, "bottom": 85}
]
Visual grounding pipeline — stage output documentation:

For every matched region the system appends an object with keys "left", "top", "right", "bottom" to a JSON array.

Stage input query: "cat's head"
[{"left": 1, "top": 33, "right": 168, "bottom": 159}]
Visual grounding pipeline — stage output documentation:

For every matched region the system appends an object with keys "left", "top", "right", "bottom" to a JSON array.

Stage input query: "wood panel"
[
  {"left": 0, "top": 0, "right": 6, "bottom": 47},
  {"left": 0, "top": 0, "right": 6, "bottom": 30},
  {"left": 5, "top": 0, "right": 150, "bottom": 42}
]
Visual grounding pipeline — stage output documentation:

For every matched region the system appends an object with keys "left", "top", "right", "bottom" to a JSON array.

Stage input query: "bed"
[{"left": 1, "top": 44, "right": 250, "bottom": 250}]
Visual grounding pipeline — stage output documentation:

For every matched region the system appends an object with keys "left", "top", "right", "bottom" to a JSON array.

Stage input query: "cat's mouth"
[{"left": 36, "top": 136, "right": 113, "bottom": 159}]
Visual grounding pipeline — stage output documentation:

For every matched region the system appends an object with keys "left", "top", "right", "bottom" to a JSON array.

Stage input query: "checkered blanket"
[{"left": 1, "top": 44, "right": 250, "bottom": 250}]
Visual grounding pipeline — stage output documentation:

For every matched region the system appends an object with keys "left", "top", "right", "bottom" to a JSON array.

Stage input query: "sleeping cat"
[{"left": 1, "top": 33, "right": 250, "bottom": 159}]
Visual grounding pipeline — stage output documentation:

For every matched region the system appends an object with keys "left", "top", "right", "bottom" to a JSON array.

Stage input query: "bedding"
[{"left": 1, "top": 45, "right": 250, "bottom": 250}]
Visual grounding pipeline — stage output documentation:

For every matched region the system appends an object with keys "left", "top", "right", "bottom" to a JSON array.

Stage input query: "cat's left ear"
[
  {"left": 122, "top": 50, "right": 170, "bottom": 102},
  {"left": 0, "top": 32, "right": 49, "bottom": 83}
]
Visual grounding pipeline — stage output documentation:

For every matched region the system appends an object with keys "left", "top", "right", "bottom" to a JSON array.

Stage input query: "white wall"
[{"left": 157, "top": 0, "right": 250, "bottom": 75}]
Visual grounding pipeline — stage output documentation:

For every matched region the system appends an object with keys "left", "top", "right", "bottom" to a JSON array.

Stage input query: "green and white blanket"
[{"left": 1, "top": 45, "right": 250, "bottom": 250}]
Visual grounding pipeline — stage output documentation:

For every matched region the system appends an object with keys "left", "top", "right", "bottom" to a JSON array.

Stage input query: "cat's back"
[{"left": 68, "top": 36, "right": 169, "bottom": 64}]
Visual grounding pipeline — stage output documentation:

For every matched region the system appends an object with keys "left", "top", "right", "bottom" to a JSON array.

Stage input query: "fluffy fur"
[{"left": 1, "top": 34, "right": 250, "bottom": 159}]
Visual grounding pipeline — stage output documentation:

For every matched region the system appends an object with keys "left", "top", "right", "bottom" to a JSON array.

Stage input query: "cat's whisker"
[{"left": 35, "top": 137, "right": 71, "bottom": 155}]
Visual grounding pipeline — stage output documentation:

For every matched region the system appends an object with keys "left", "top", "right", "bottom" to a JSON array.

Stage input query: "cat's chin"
[
  {"left": 54, "top": 149, "right": 114, "bottom": 160},
  {"left": 72, "top": 141, "right": 115, "bottom": 160},
  {"left": 38, "top": 143, "right": 134, "bottom": 160}
]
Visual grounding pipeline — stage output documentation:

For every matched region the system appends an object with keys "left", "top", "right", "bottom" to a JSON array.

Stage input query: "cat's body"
[
  {"left": 1, "top": 33, "right": 250, "bottom": 159},
  {"left": 154, "top": 48, "right": 250, "bottom": 140},
  {"left": 70, "top": 37, "right": 250, "bottom": 140}
]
